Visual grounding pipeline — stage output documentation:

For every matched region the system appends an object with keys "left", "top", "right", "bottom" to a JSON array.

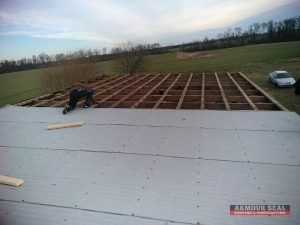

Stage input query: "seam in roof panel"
[
  {"left": 1, "top": 145, "right": 298, "bottom": 167},
  {"left": 0, "top": 199, "right": 196, "bottom": 225}
]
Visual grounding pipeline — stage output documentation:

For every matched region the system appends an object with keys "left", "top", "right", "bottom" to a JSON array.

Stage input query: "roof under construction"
[
  {"left": 0, "top": 105, "right": 299, "bottom": 225},
  {"left": 17, "top": 72, "right": 287, "bottom": 111}
]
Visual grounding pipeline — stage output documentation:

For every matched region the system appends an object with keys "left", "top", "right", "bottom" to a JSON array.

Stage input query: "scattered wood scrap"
[
  {"left": 46, "top": 121, "right": 84, "bottom": 130},
  {"left": 0, "top": 175, "right": 24, "bottom": 187}
]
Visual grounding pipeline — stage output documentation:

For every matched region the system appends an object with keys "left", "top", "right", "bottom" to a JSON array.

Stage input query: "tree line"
[
  {"left": 0, "top": 43, "right": 166, "bottom": 74},
  {"left": 182, "top": 16, "right": 300, "bottom": 52},
  {"left": 40, "top": 42, "right": 160, "bottom": 90},
  {"left": 0, "top": 48, "right": 109, "bottom": 74},
  {"left": 1, "top": 16, "right": 299, "bottom": 74}
]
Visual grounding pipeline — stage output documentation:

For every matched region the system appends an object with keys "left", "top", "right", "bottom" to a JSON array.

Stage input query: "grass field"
[
  {"left": 0, "top": 69, "right": 44, "bottom": 107},
  {"left": 1, "top": 41, "right": 300, "bottom": 114}
]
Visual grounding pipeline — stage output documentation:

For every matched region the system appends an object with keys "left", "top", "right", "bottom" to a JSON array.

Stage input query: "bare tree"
[
  {"left": 113, "top": 41, "right": 148, "bottom": 75},
  {"left": 38, "top": 52, "right": 50, "bottom": 64},
  {"left": 234, "top": 27, "right": 242, "bottom": 37},
  {"left": 102, "top": 47, "right": 107, "bottom": 55},
  {"left": 261, "top": 23, "right": 268, "bottom": 34},
  {"left": 253, "top": 23, "right": 261, "bottom": 34},
  {"left": 41, "top": 52, "right": 97, "bottom": 91},
  {"left": 32, "top": 55, "right": 37, "bottom": 65}
]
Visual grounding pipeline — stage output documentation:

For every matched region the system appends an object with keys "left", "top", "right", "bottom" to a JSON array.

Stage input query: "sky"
[{"left": 0, "top": 0, "right": 300, "bottom": 60}]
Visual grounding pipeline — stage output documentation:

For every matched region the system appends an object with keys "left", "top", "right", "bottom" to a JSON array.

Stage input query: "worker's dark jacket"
[
  {"left": 295, "top": 79, "right": 300, "bottom": 95},
  {"left": 68, "top": 89, "right": 93, "bottom": 108}
]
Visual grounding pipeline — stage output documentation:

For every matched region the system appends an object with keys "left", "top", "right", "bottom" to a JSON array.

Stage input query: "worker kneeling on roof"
[
  {"left": 294, "top": 78, "right": 300, "bottom": 95},
  {"left": 63, "top": 82, "right": 97, "bottom": 114}
]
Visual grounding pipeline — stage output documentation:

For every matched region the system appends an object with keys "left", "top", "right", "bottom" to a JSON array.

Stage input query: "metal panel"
[
  {"left": 2, "top": 121, "right": 299, "bottom": 165},
  {"left": 1, "top": 105, "right": 299, "bottom": 131},
  {"left": 0, "top": 105, "right": 300, "bottom": 225},
  {"left": 0, "top": 201, "right": 181, "bottom": 225},
  {"left": 171, "top": 110, "right": 300, "bottom": 131},
  {"left": 1, "top": 106, "right": 300, "bottom": 163},
  {"left": 0, "top": 105, "right": 152, "bottom": 125},
  {"left": 0, "top": 148, "right": 299, "bottom": 225}
]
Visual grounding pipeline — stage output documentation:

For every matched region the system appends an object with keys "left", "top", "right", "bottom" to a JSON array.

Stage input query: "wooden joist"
[
  {"left": 215, "top": 73, "right": 230, "bottom": 110},
  {"left": 132, "top": 74, "right": 171, "bottom": 108},
  {"left": 176, "top": 73, "right": 193, "bottom": 109},
  {"left": 201, "top": 72, "right": 205, "bottom": 109},
  {"left": 227, "top": 72, "right": 258, "bottom": 110}
]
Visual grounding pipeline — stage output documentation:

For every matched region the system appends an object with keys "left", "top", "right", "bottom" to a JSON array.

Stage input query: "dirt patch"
[{"left": 177, "top": 51, "right": 216, "bottom": 59}]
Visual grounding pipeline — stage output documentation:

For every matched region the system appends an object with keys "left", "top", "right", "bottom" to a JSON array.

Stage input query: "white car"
[{"left": 268, "top": 71, "right": 296, "bottom": 87}]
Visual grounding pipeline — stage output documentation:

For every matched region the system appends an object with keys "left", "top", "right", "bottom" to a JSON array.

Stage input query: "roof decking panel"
[
  {"left": 0, "top": 105, "right": 300, "bottom": 225},
  {"left": 1, "top": 105, "right": 299, "bottom": 130},
  {"left": 1, "top": 147, "right": 300, "bottom": 225},
  {"left": 1, "top": 107, "right": 299, "bottom": 165},
  {"left": 0, "top": 201, "right": 182, "bottom": 225}
]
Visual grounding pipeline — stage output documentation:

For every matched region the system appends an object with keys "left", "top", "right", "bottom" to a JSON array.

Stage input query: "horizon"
[{"left": 1, "top": 0, "right": 300, "bottom": 61}]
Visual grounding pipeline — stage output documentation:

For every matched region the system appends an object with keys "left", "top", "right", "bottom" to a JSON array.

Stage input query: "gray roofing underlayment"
[{"left": 0, "top": 105, "right": 300, "bottom": 225}]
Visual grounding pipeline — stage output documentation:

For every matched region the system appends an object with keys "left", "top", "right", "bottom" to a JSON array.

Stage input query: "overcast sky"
[{"left": 0, "top": 0, "right": 299, "bottom": 60}]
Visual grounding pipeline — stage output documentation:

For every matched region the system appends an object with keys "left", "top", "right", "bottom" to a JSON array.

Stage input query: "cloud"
[{"left": 0, "top": 0, "right": 298, "bottom": 46}]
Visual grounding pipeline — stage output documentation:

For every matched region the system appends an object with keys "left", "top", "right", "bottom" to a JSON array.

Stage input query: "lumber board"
[
  {"left": 215, "top": 72, "right": 230, "bottom": 110},
  {"left": 46, "top": 121, "right": 84, "bottom": 130},
  {"left": 111, "top": 74, "right": 160, "bottom": 108},
  {"left": 238, "top": 72, "right": 289, "bottom": 111},
  {"left": 0, "top": 175, "right": 24, "bottom": 187},
  {"left": 227, "top": 72, "right": 258, "bottom": 110},
  {"left": 131, "top": 74, "right": 171, "bottom": 108},
  {"left": 201, "top": 72, "right": 205, "bottom": 109},
  {"left": 154, "top": 73, "right": 182, "bottom": 108},
  {"left": 176, "top": 73, "right": 193, "bottom": 109}
]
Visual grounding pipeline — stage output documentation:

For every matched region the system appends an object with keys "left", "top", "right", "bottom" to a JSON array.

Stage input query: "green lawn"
[
  {"left": 143, "top": 41, "right": 300, "bottom": 73},
  {"left": 1, "top": 41, "right": 300, "bottom": 114},
  {"left": 0, "top": 69, "right": 44, "bottom": 107}
]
